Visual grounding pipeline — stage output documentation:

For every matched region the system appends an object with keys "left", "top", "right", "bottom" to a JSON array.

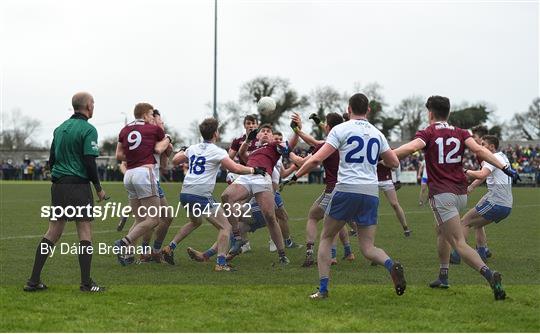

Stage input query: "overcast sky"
[{"left": 1, "top": 0, "right": 538, "bottom": 145}]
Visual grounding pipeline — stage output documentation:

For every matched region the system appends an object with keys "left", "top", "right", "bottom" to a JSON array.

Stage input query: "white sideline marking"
[{"left": 2, "top": 204, "right": 539, "bottom": 241}]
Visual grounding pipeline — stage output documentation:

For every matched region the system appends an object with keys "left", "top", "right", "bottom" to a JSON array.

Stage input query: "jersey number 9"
[{"left": 127, "top": 130, "right": 142, "bottom": 150}]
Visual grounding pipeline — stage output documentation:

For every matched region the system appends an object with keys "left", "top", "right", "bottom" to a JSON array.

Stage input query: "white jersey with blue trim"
[
  {"left": 153, "top": 153, "right": 161, "bottom": 181},
  {"left": 272, "top": 157, "right": 283, "bottom": 185},
  {"left": 181, "top": 142, "right": 228, "bottom": 198},
  {"left": 482, "top": 151, "right": 513, "bottom": 208},
  {"left": 325, "top": 119, "right": 390, "bottom": 196}
]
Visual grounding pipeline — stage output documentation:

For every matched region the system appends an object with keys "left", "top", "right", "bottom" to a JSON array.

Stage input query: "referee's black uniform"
[{"left": 24, "top": 105, "right": 106, "bottom": 292}]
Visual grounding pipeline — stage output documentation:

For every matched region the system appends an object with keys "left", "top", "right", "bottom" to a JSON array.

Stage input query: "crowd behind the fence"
[{"left": 2, "top": 144, "right": 539, "bottom": 184}]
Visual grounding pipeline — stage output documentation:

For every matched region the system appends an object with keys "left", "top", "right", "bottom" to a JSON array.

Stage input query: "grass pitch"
[{"left": 1, "top": 181, "right": 539, "bottom": 332}]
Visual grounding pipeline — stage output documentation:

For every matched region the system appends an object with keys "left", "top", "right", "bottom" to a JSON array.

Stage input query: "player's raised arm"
[
  {"left": 238, "top": 128, "right": 258, "bottom": 163},
  {"left": 280, "top": 163, "right": 297, "bottom": 178},
  {"left": 380, "top": 149, "right": 400, "bottom": 169},
  {"left": 466, "top": 167, "right": 490, "bottom": 193},
  {"left": 287, "top": 113, "right": 302, "bottom": 149},
  {"left": 466, "top": 165, "right": 491, "bottom": 181},
  {"left": 465, "top": 138, "right": 505, "bottom": 169},
  {"left": 228, "top": 148, "right": 238, "bottom": 159},
  {"left": 172, "top": 148, "right": 188, "bottom": 166},
  {"left": 393, "top": 138, "right": 426, "bottom": 160},
  {"left": 465, "top": 137, "right": 518, "bottom": 179},
  {"left": 294, "top": 143, "right": 335, "bottom": 179},
  {"left": 220, "top": 156, "right": 265, "bottom": 176},
  {"left": 154, "top": 134, "right": 172, "bottom": 154},
  {"left": 289, "top": 151, "right": 310, "bottom": 167}
]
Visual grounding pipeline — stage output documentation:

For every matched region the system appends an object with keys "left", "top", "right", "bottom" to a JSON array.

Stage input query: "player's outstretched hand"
[
  {"left": 502, "top": 164, "right": 521, "bottom": 182},
  {"left": 247, "top": 128, "right": 259, "bottom": 141},
  {"left": 309, "top": 113, "right": 321, "bottom": 125},
  {"left": 290, "top": 120, "right": 299, "bottom": 132},
  {"left": 279, "top": 174, "right": 298, "bottom": 191},
  {"left": 252, "top": 167, "right": 266, "bottom": 176},
  {"left": 277, "top": 141, "right": 291, "bottom": 158}
]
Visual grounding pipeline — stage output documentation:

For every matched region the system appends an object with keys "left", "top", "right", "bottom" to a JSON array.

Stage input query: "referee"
[{"left": 24, "top": 92, "right": 107, "bottom": 293}]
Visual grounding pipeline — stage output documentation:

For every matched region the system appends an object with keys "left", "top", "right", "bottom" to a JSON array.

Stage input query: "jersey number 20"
[{"left": 344, "top": 136, "right": 380, "bottom": 164}]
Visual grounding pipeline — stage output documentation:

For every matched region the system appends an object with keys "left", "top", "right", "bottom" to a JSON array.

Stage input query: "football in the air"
[{"left": 257, "top": 96, "right": 276, "bottom": 115}]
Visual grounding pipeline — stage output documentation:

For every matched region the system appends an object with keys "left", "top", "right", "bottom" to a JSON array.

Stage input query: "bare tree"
[
  {"left": 394, "top": 95, "right": 426, "bottom": 140},
  {"left": 507, "top": 97, "right": 540, "bottom": 140},
  {"left": 0, "top": 109, "right": 42, "bottom": 149},
  {"left": 353, "top": 82, "right": 401, "bottom": 139},
  {"left": 309, "top": 86, "right": 347, "bottom": 139},
  {"left": 238, "top": 76, "right": 308, "bottom": 125}
]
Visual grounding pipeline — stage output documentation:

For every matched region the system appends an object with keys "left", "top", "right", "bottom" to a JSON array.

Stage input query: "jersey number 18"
[{"left": 189, "top": 155, "right": 206, "bottom": 175}]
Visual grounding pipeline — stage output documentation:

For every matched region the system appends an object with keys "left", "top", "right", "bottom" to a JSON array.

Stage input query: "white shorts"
[
  {"left": 234, "top": 174, "right": 273, "bottom": 196},
  {"left": 314, "top": 191, "right": 332, "bottom": 211},
  {"left": 123, "top": 166, "right": 159, "bottom": 200},
  {"left": 429, "top": 193, "right": 467, "bottom": 225},
  {"left": 226, "top": 172, "right": 239, "bottom": 185},
  {"left": 378, "top": 180, "right": 395, "bottom": 192}
]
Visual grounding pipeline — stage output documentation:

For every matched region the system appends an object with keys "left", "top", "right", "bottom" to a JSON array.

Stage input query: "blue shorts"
[
  {"left": 180, "top": 193, "right": 217, "bottom": 214},
  {"left": 475, "top": 200, "right": 511, "bottom": 223},
  {"left": 248, "top": 210, "right": 266, "bottom": 232},
  {"left": 274, "top": 192, "right": 284, "bottom": 209},
  {"left": 157, "top": 181, "right": 165, "bottom": 199},
  {"left": 421, "top": 177, "right": 428, "bottom": 184},
  {"left": 327, "top": 191, "right": 379, "bottom": 226}
]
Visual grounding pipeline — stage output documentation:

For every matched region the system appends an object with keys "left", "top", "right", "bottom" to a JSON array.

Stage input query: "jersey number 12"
[{"left": 435, "top": 137, "right": 461, "bottom": 164}]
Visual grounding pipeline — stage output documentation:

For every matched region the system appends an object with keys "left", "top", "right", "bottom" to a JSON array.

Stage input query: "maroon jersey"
[
  {"left": 230, "top": 134, "right": 260, "bottom": 153},
  {"left": 246, "top": 142, "right": 281, "bottom": 175},
  {"left": 377, "top": 164, "right": 392, "bottom": 181},
  {"left": 230, "top": 134, "right": 261, "bottom": 165},
  {"left": 415, "top": 122, "right": 471, "bottom": 196},
  {"left": 118, "top": 120, "right": 165, "bottom": 169},
  {"left": 313, "top": 143, "right": 339, "bottom": 193}
]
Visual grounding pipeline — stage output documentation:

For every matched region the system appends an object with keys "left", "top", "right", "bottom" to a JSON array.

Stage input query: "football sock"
[
  {"left": 120, "top": 236, "right": 132, "bottom": 246},
  {"left": 285, "top": 237, "right": 293, "bottom": 247},
  {"left": 480, "top": 266, "right": 493, "bottom": 282},
  {"left": 477, "top": 246, "right": 487, "bottom": 259},
  {"left": 153, "top": 240, "right": 163, "bottom": 252},
  {"left": 319, "top": 276, "right": 329, "bottom": 293},
  {"left": 217, "top": 255, "right": 226, "bottom": 266},
  {"left": 278, "top": 249, "right": 286, "bottom": 258},
  {"left": 384, "top": 258, "right": 394, "bottom": 273},
  {"left": 331, "top": 247, "right": 337, "bottom": 259},
  {"left": 78, "top": 240, "right": 92, "bottom": 285},
  {"left": 30, "top": 237, "right": 54, "bottom": 283},
  {"left": 204, "top": 248, "right": 217, "bottom": 259},
  {"left": 232, "top": 230, "right": 241, "bottom": 240},
  {"left": 169, "top": 242, "right": 177, "bottom": 250},
  {"left": 306, "top": 242, "right": 314, "bottom": 255},
  {"left": 343, "top": 243, "right": 352, "bottom": 257},
  {"left": 439, "top": 264, "right": 449, "bottom": 281}
]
